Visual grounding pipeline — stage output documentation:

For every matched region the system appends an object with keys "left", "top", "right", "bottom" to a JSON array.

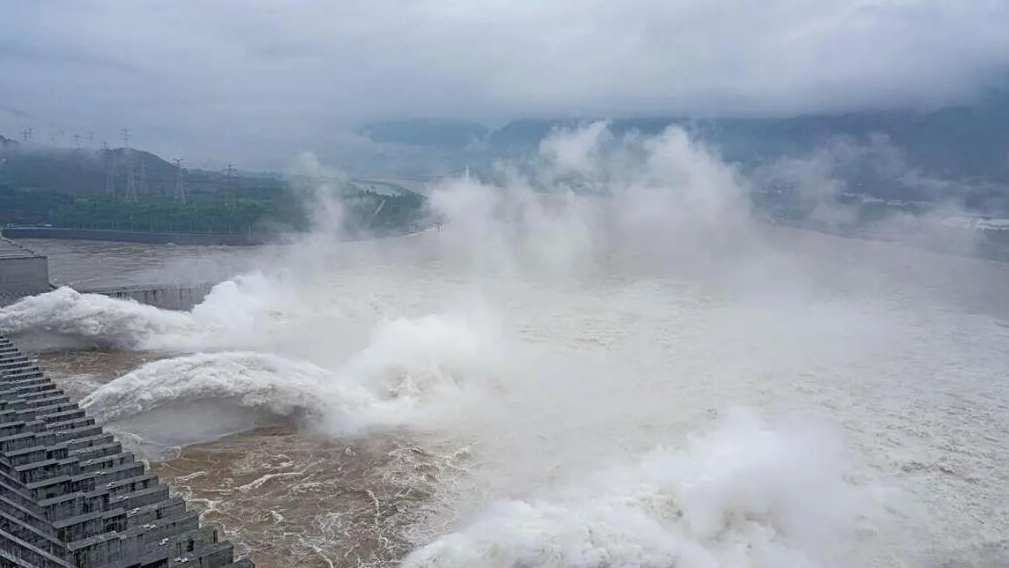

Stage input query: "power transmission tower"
[
  {"left": 21, "top": 128, "right": 32, "bottom": 142},
  {"left": 125, "top": 158, "right": 138, "bottom": 202},
  {"left": 125, "top": 170, "right": 138, "bottom": 202},
  {"left": 121, "top": 129, "right": 136, "bottom": 201},
  {"left": 174, "top": 159, "right": 187, "bottom": 205},
  {"left": 104, "top": 141, "right": 116, "bottom": 196},
  {"left": 223, "top": 164, "right": 237, "bottom": 209},
  {"left": 139, "top": 157, "right": 148, "bottom": 196},
  {"left": 72, "top": 133, "right": 81, "bottom": 149}
]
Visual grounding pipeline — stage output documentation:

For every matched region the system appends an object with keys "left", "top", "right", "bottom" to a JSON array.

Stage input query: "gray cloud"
[{"left": 1, "top": 0, "right": 1007, "bottom": 167}]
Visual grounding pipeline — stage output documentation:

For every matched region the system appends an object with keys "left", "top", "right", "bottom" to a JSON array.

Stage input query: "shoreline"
[
  {"left": 4, "top": 222, "right": 1006, "bottom": 263},
  {"left": 2, "top": 226, "right": 270, "bottom": 246},
  {"left": 1, "top": 225, "right": 430, "bottom": 247}
]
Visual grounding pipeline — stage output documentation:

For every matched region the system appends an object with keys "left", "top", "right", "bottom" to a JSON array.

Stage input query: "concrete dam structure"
[
  {"left": 78, "top": 285, "right": 214, "bottom": 312},
  {"left": 1, "top": 237, "right": 212, "bottom": 312},
  {"left": 0, "top": 240, "right": 51, "bottom": 308},
  {"left": 0, "top": 334, "right": 254, "bottom": 568}
]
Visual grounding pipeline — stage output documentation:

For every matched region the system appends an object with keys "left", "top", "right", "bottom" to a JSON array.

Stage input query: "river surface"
[
  {"left": 4, "top": 232, "right": 1009, "bottom": 568},
  {"left": 18, "top": 238, "right": 262, "bottom": 289}
]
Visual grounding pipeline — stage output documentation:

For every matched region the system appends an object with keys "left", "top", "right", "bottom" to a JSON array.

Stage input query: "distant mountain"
[
  {"left": 479, "top": 99, "right": 1009, "bottom": 186},
  {"left": 0, "top": 144, "right": 287, "bottom": 200},
  {"left": 0, "top": 145, "right": 177, "bottom": 196},
  {"left": 355, "top": 95, "right": 1009, "bottom": 213},
  {"left": 0, "top": 140, "right": 429, "bottom": 237},
  {"left": 360, "top": 119, "right": 489, "bottom": 150}
]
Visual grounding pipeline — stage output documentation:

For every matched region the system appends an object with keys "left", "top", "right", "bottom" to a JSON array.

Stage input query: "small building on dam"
[{"left": 0, "top": 239, "right": 51, "bottom": 306}]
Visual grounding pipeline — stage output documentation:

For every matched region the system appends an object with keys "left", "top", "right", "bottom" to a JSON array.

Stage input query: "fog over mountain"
[
  {"left": 5, "top": 3, "right": 1009, "bottom": 567},
  {"left": 2, "top": 0, "right": 1009, "bottom": 167}
]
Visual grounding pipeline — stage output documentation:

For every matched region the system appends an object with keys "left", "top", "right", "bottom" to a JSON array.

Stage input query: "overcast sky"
[{"left": 2, "top": 0, "right": 1008, "bottom": 167}]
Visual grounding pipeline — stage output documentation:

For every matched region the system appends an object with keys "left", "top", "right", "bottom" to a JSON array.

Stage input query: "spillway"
[{"left": 0, "top": 334, "right": 253, "bottom": 568}]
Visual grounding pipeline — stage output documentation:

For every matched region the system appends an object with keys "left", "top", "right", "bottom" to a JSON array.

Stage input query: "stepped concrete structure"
[{"left": 0, "top": 334, "right": 253, "bottom": 568}]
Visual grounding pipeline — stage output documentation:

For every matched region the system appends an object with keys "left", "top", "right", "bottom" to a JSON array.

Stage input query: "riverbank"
[{"left": 2, "top": 226, "right": 271, "bottom": 246}]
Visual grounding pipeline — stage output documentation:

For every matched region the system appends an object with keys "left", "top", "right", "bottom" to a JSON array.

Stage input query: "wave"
[
  {"left": 0, "top": 274, "right": 330, "bottom": 352},
  {"left": 81, "top": 311, "right": 503, "bottom": 440},
  {"left": 82, "top": 352, "right": 357, "bottom": 421},
  {"left": 77, "top": 353, "right": 385, "bottom": 441},
  {"left": 0, "top": 286, "right": 195, "bottom": 349},
  {"left": 402, "top": 410, "right": 877, "bottom": 568}
]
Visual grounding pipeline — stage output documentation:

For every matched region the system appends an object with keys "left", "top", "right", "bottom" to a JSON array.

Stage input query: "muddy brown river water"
[{"left": 5, "top": 232, "right": 1009, "bottom": 568}]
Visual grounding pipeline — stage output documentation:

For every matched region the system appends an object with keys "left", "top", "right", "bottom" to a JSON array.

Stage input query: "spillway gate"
[{"left": 0, "top": 334, "right": 254, "bottom": 568}]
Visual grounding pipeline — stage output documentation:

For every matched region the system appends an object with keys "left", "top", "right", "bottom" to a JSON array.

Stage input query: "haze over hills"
[
  {"left": 5, "top": 3, "right": 1009, "bottom": 568},
  {"left": 0, "top": 138, "right": 427, "bottom": 236},
  {"left": 355, "top": 93, "right": 1009, "bottom": 214},
  {"left": 4, "top": 91, "right": 1009, "bottom": 254}
]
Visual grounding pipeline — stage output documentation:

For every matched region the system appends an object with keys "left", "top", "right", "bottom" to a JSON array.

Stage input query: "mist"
[
  {"left": 3, "top": 123, "right": 1008, "bottom": 566},
  {"left": 2, "top": 0, "right": 1008, "bottom": 565},
  {"left": 3, "top": 1, "right": 1009, "bottom": 166}
]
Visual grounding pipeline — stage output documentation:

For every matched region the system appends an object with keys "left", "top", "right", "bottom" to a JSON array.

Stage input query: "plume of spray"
[
  {"left": 1, "top": 122, "right": 937, "bottom": 564},
  {"left": 402, "top": 410, "right": 874, "bottom": 568},
  {"left": 427, "top": 123, "right": 760, "bottom": 276},
  {"left": 750, "top": 133, "right": 995, "bottom": 257}
]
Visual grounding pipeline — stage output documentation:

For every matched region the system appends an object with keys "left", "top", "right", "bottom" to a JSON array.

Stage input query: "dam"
[
  {"left": 76, "top": 285, "right": 214, "bottom": 312},
  {"left": 0, "top": 333, "right": 254, "bottom": 568},
  {"left": 0, "top": 239, "right": 51, "bottom": 308},
  {"left": 1, "top": 237, "right": 214, "bottom": 311}
]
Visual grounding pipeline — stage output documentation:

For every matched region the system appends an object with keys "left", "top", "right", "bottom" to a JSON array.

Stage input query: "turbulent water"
[
  {"left": 3, "top": 128, "right": 1009, "bottom": 568},
  {"left": 6, "top": 229, "right": 1007, "bottom": 568}
]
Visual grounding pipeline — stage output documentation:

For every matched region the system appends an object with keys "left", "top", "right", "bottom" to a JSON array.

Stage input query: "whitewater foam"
[
  {"left": 0, "top": 273, "right": 329, "bottom": 352},
  {"left": 80, "top": 310, "right": 506, "bottom": 439},
  {"left": 82, "top": 352, "right": 351, "bottom": 422},
  {"left": 9, "top": 124, "right": 1009, "bottom": 566},
  {"left": 0, "top": 285, "right": 195, "bottom": 348},
  {"left": 403, "top": 411, "right": 877, "bottom": 568}
]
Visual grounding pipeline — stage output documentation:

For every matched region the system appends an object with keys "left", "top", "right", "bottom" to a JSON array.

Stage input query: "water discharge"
[{"left": 3, "top": 125, "right": 1008, "bottom": 567}]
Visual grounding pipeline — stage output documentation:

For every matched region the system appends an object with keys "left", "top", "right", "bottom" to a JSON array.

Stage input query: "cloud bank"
[{"left": 1, "top": 0, "right": 1008, "bottom": 165}]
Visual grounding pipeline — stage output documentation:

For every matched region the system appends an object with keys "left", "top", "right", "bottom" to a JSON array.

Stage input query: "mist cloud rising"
[
  {"left": 2, "top": 0, "right": 1008, "bottom": 166},
  {"left": 427, "top": 122, "right": 760, "bottom": 276},
  {"left": 3, "top": 121, "right": 1009, "bottom": 565}
]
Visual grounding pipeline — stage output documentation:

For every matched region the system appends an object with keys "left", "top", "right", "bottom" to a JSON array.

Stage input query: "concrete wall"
[
  {"left": 0, "top": 257, "right": 50, "bottom": 296},
  {"left": 86, "top": 284, "right": 215, "bottom": 311}
]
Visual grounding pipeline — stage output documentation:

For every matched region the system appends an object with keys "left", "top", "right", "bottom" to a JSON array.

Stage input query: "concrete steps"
[{"left": 0, "top": 335, "right": 254, "bottom": 568}]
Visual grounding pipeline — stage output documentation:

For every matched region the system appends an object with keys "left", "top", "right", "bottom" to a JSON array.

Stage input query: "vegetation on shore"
[{"left": 0, "top": 141, "right": 428, "bottom": 236}]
